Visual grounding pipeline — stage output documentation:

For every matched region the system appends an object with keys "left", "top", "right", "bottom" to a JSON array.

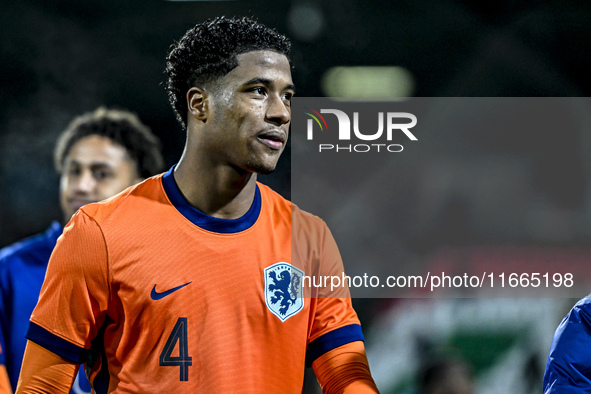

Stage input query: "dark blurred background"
[
  {"left": 2, "top": 1, "right": 591, "bottom": 393},
  {"left": 2, "top": 0, "right": 590, "bottom": 245}
]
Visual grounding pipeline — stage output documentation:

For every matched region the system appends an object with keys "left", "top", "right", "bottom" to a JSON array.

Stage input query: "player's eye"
[
  {"left": 282, "top": 92, "right": 293, "bottom": 105},
  {"left": 250, "top": 87, "right": 266, "bottom": 96},
  {"left": 67, "top": 166, "right": 81, "bottom": 176},
  {"left": 94, "top": 169, "right": 113, "bottom": 180}
]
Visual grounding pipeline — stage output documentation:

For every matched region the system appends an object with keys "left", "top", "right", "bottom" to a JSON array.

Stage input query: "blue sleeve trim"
[
  {"left": 26, "top": 322, "right": 89, "bottom": 364},
  {"left": 306, "top": 324, "right": 364, "bottom": 367}
]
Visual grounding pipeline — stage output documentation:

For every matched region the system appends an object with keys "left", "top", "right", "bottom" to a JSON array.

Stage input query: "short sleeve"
[
  {"left": 27, "top": 211, "right": 110, "bottom": 364},
  {"left": 301, "top": 217, "right": 364, "bottom": 366}
]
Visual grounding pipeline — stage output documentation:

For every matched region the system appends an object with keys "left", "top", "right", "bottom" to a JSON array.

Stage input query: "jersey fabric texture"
[
  {"left": 27, "top": 167, "right": 364, "bottom": 393},
  {"left": 0, "top": 222, "right": 91, "bottom": 394},
  {"left": 543, "top": 297, "right": 591, "bottom": 393}
]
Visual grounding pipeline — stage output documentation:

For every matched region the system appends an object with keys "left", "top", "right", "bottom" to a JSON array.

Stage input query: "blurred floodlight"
[
  {"left": 321, "top": 66, "right": 415, "bottom": 100},
  {"left": 287, "top": 3, "right": 324, "bottom": 42}
]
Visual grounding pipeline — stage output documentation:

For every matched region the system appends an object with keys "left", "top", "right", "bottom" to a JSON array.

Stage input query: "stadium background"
[{"left": 1, "top": 1, "right": 591, "bottom": 392}]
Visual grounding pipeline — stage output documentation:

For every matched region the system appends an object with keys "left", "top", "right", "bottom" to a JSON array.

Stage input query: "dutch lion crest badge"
[{"left": 264, "top": 262, "right": 304, "bottom": 322}]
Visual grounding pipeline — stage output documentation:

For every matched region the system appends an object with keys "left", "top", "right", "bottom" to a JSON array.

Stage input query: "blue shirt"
[
  {"left": 544, "top": 297, "right": 591, "bottom": 393},
  {"left": 0, "top": 221, "right": 91, "bottom": 393}
]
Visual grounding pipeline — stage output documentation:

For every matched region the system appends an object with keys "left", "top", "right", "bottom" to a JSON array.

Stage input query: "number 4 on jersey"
[{"left": 159, "top": 317, "right": 192, "bottom": 381}]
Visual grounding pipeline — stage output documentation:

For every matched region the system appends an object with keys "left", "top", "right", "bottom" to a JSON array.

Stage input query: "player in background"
[
  {"left": 16, "top": 17, "right": 379, "bottom": 393},
  {"left": 543, "top": 297, "right": 591, "bottom": 392},
  {"left": 0, "top": 107, "right": 164, "bottom": 393}
]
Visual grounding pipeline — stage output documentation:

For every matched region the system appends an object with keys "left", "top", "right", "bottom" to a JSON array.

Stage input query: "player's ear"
[{"left": 187, "top": 87, "right": 208, "bottom": 122}]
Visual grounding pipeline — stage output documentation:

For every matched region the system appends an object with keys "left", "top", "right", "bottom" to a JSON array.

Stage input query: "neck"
[{"left": 173, "top": 152, "right": 257, "bottom": 220}]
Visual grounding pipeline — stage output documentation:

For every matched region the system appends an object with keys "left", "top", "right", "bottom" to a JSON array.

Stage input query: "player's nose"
[
  {"left": 74, "top": 170, "right": 96, "bottom": 194},
  {"left": 265, "top": 94, "right": 290, "bottom": 126}
]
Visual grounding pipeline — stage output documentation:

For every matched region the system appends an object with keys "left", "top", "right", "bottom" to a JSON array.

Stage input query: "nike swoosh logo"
[{"left": 151, "top": 281, "right": 192, "bottom": 300}]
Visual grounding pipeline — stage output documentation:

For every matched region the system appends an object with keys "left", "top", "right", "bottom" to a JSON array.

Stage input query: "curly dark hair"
[
  {"left": 165, "top": 16, "right": 291, "bottom": 129},
  {"left": 54, "top": 107, "right": 165, "bottom": 178}
]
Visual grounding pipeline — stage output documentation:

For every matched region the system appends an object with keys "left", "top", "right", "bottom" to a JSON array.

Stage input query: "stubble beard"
[
  {"left": 243, "top": 144, "right": 282, "bottom": 175},
  {"left": 245, "top": 160, "right": 277, "bottom": 175}
]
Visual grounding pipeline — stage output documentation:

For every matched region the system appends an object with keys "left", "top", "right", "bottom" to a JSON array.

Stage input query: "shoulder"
[
  {"left": 62, "top": 174, "right": 168, "bottom": 255},
  {"left": 291, "top": 202, "right": 330, "bottom": 242},
  {"left": 79, "top": 174, "right": 166, "bottom": 224},
  {"left": 257, "top": 182, "right": 328, "bottom": 231},
  {"left": 257, "top": 182, "right": 291, "bottom": 227},
  {"left": 547, "top": 297, "right": 591, "bottom": 365},
  {"left": 557, "top": 297, "right": 591, "bottom": 329},
  {"left": 257, "top": 182, "right": 290, "bottom": 211},
  {"left": 259, "top": 183, "right": 333, "bottom": 256}
]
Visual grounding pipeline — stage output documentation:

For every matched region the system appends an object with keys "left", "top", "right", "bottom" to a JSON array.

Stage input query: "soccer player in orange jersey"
[{"left": 17, "top": 17, "right": 379, "bottom": 393}]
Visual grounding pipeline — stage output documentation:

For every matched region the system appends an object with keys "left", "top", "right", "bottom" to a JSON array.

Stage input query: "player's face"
[
  {"left": 59, "top": 135, "right": 142, "bottom": 221},
  {"left": 205, "top": 50, "right": 294, "bottom": 174}
]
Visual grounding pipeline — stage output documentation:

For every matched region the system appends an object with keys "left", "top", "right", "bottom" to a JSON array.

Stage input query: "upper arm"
[
  {"left": 293, "top": 208, "right": 375, "bottom": 387},
  {"left": 28, "top": 212, "right": 110, "bottom": 360},
  {"left": 304, "top": 218, "right": 364, "bottom": 365},
  {"left": 15, "top": 341, "right": 78, "bottom": 394}
]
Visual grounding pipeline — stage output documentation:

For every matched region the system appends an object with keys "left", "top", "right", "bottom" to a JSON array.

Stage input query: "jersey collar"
[{"left": 161, "top": 166, "right": 261, "bottom": 234}]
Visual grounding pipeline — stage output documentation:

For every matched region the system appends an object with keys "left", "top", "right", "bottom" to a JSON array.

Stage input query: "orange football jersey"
[{"left": 27, "top": 167, "right": 364, "bottom": 393}]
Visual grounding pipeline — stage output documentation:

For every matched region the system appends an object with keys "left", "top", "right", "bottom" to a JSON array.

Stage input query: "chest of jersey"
[{"left": 97, "top": 202, "right": 310, "bottom": 391}]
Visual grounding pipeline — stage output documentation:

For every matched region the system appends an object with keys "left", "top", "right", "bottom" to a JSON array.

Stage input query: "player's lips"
[{"left": 257, "top": 129, "right": 286, "bottom": 150}]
